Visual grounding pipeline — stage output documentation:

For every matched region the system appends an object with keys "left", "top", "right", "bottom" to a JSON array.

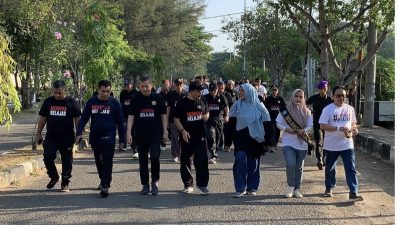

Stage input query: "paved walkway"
[
  {"left": 0, "top": 112, "right": 39, "bottom": 154},
  {"left": 0, "top": 143, "right": 394, "bottom": 225}
]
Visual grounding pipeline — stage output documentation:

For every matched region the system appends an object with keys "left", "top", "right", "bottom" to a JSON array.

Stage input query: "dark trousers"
[
  {"left": 180, "top": 137, "right": 209, "bottom": 188},
  {"left": 92, "top": 144, "right": 115, "bottom": 188},
  {"left": 206, "top": 120, "right": 223, "bottom": 158},
  {"left": 313, "top": 124, "right": 326, "bottom": 162},
  {"left": 223, "top": 120, "right": 234, "bottom": 148},
  {"left": 43, "top": 139, "right": 73, "bottom": 183},
  {"left": 264, "top": 121, "right": 277, "bottom": 147},
  {"left": 137, "top": 140, "right": 161, "bottom": 185}
]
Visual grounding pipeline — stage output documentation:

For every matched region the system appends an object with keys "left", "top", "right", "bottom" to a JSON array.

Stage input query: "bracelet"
[{"left": 336, "top": 126, "right": 340, "bottom": 131}]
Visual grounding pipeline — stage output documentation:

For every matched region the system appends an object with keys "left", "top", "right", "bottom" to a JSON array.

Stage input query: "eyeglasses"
[{"left": 335, "top": 94, "right": 346, "bottom": 98}]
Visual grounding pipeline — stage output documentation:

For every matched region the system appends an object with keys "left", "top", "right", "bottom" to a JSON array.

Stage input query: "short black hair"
[
  {"left": 194, "top": 75, "right": 202, "bottom": 80},
  {"left": 98, "top": 80, "right": 111, "bottom": 88},
  {"left": 139, "top": 75, "right": 152, "bottom": 84},
  {"left": 189, "top": 80, "right": 203, "bottom": 92},
  {"left": 332, "top": 86, "right": 346, "bottom": 95},
  {"left": 53, "top": 80, "right": 66, "bottom": 89}
]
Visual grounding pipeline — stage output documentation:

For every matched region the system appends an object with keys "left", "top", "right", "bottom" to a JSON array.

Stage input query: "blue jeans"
[
  {"left": 325, "top": 149, "right": 358, "bottom": 194},
  {"left": 233, "top": 151, "right": 260, "bottom": 192},
  {"left": 282, "top": 146, "right": 307, "bottom": 189}
]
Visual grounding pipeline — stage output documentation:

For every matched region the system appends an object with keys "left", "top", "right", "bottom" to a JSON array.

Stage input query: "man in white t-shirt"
[
  {"left": 319, "top": 86, "right": 363, "bottom": 202},
  {"left": 254, "top": 78, "right": 267, "bottom": 101}
]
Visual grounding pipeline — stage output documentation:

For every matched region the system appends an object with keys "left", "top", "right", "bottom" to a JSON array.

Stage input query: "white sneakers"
[
  {"left": 293, "top": 189, "right": 303, "bottom": 198},
  {"left": 132, "top": 153, "right": 139, "bottom": 159},
  {"left": 285, "top": 186, "right": 303, "bottom": 198},
  {"left": 183, "top": 186, "right": 194, "bottom": 194},
  {"left": 285, "top": 186, "right": 294, "bottom": 198}
]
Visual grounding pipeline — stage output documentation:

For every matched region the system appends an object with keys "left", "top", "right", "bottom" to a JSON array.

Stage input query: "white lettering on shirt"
[{"left": 50, "top": 106, "right": 67, "bottom": 116}]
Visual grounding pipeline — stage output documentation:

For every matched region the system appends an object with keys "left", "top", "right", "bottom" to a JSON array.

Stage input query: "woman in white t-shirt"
[{"left": 276, "top": 89, "right": 312, "bottom": 198}]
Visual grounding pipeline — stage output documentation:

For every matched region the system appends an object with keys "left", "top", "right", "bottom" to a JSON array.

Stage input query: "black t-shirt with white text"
[
  {"left": 39, "top": 96, "right": 81, "bottom": 145},
  {"left": 167, "top": 90, "right": 187, "bottom": 122},
  {"left": 129, "top": 92, "right": 166, "bottom": 142},
  {"left": 204, "top": 93, "right": 228, "bottom": 121},
  {"left": 120, "top": 89, "right": 138, "bottom": 118},
  {"left": 174, "top": 97, "right": 209, "bottom": 139},
  {"left": 264, "top": 95, "right": 286, "bottom": 121}
]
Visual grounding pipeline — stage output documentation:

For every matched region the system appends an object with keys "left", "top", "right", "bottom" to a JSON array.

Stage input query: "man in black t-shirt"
[
  {"left": 174, "top": 81, "right": 210, "bottom": 195},
  {"left": 264, "top": 85, "right": 286, "bottom": 152},
  {"left": 119, "top": 79, "right": 138, "bottom": 153},
  {"left": 306, "top": 80, "right": 333, "bottom": 170},
  {"left": 205, "top": 82, "right": 229, "bottom": 164},
  {"left": 166, "top": 78, "right": 187, "bottom": 162},
  {"left": 36, "top": 80, "right": 81, "bottom": 192},
  {"left": 127, "top": 76, "right": 168, "bottom": 196}
]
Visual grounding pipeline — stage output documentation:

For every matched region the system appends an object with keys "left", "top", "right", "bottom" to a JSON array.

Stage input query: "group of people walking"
[{"left": 35, "top": 76, "right": 363, "bottom": 202}]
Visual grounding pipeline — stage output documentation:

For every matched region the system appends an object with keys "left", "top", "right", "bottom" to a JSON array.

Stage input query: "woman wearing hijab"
[
  {"left": 229, "top": 83, "right": 271, "bottom": 198},
  {"left": 276, "top": 89, "right": 312, "bottom": 198}
]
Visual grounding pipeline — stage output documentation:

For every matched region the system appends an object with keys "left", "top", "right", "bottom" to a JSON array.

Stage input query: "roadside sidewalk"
[{"left": 355, "top": 126, "right": 395, "bottom": 164}]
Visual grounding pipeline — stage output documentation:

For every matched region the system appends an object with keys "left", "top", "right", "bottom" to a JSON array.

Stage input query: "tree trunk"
[
  {"left": 319, "top": 41, "right": 329, "bottom": 81},
  {"left": 363, "top": 23, "right": 377, "bottom": 127}
]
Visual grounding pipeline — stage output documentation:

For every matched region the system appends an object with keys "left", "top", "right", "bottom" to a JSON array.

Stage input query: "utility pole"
[{"left": 363, "top": 22, "right": 377, "bottom": 127}]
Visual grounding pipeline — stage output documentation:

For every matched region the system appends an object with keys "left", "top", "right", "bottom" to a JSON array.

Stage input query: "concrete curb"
[
  {"left": 354, "top": 133, "right": 395, "bottom": 165},
  {"left": 0, "top": 156, "right": 45, "bottom": 187}
]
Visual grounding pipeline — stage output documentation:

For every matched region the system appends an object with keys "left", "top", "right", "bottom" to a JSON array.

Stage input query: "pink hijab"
[{"left": 286, "top": 89, "right": 311, "bottom": 129}]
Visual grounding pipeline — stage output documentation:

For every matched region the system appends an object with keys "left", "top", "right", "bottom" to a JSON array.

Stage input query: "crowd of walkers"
[{"left": 34, "top": 76, "right": 363, "bottom": 202}]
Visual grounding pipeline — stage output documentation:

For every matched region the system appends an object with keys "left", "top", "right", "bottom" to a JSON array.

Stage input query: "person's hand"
[
  {"left": 127, "top": 134, "right": 132, "bottom": 145},
  {"left": 339, "top": 126, "right": 351, "bottom": 133},
  {"left": 285, "top": 128, "right": 296, "bottom": 134},
  {"left": 181, "top": 130, "right": 191, "bottom": 143},
  {"left": 352, "top": 127, "right": 359, "bottom": 136},
  {"left": 162, "top": 132, "right": 168, "bottom": 143},
  {"left": 35, "top": 134, "right": 43, "bottom": 145},
  {"left": 75, "top": 135, "right": 82, "bottom": 145},
  {"left": 223, "top": 116, "right": 229, "bottom": 124},
  {"left": 297, "top": 129, "right": 305, "bottom": 136},
  {"left": 118, "top": 143, "right": 124, "bottom": 150}
]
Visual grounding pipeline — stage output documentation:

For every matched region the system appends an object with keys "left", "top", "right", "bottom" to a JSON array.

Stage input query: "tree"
[
  {"left": 275, "top": 0, "right": 394, "bottom": 85},
  {"left": 0, "top": 33, "right": 21, "bottom": 126},
  {"left": 223, "top": 3, "right": 306, "bottom": 89}
]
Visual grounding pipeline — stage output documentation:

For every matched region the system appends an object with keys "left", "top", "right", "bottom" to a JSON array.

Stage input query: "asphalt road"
[{"left": 0, "top": 144, "right": 394, "bottom": 225}]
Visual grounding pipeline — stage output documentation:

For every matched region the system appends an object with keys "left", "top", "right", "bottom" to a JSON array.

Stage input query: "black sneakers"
[
  {"left": 349, "top": 193, "right": 363, "bottom": 202},
  {"left": 100, "top": 187, "right": 109, "bottom": 197},
  {"left": 60, "top": 184, "right": 70, "bottom": 192},
  {"left": 140, "top": 184, "right": 150, "bottom": 195},
  {"left": 317, "top": 161, "right": 324, "bottom": 170},
  {"left": 151, "top": 182, "right": 159, "bottom": 196},
  {"left": 46, "top": 177, "right": 60, "bottom": 189}
]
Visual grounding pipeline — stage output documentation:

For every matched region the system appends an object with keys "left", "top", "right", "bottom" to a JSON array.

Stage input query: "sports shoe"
[
  {"left": 151, "top": 182, "right": 159, "bottom": 196},
  {"left": 293, "top": 189, "right": 303, "bottom": 198},
  {"left": 121, "top": 147, "right": 127, "bottom": 151},
  {"left": 183, "top": 186, "right": 194, "bottom": 194},
  {"left": 349, "top": 193, "right": 363, "bottom": 202},
  {"left": 234, "top": 191, "right": 247, "bottom": 198},
  {"left": 246, "top": 190, "right": 257, "bottom": 196},
  {"left": 317, "top": 161, "right": 323, "bottom": 170},
  {"left": 140, "top": 184, "right": 150, "bottom": 195},
  {"left": 100, "top": 187, "right": 109, "bottom": 197},
  {"left": 171, "top": 157, "right": 179, "bottom": 162},
  {"left": 269, "top": 146, "right": 276, "bottom": 153},
  {"left": 285, "top": 186, "right": 294, "bottom": 198},
  {"left": 46, "top": 177, "right": 60, "bottom": 189},
  {"left": 208, "top": 157, "right": 217, "bottom": 164},
  {"left": 324, "top": 189, "right": 333, "bottom": 197},
  {"left": 60, "top": 184, "right": 70, "bottom": 192},
  {"left": 132, "top": 152, "right": 139, "bottom": 159},
  {"left": 97, "top": 184, "right": 102, "bottom": 190},
  {"left": 197, "top": 186, "right": 209, "bottom": 195},
  {"left": 223, "top": 146, "right": 231, "bottom": 152}
]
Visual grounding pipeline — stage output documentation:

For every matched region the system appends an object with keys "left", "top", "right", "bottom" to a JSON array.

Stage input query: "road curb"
[
  {"left": 355, "top": 133, "right": 395, "bottom": 165},
  {"left": 0, "top": 156, "right": 44, "bottom": 187}
]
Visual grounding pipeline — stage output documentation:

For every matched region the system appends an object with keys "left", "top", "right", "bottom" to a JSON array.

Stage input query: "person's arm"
[
  {"left": 276, "top": 114, "right": 296, "bottom": 134},
  {"left": 166, "top": 106, "right": 171, "bottom": 126},
  {"left": 127, "top": 115, "right": 134, "bottom": 144},
  {"left": 115, "top": 101, "right": 125, "bottom": 148},
  {"left": 174, "top": 117, "right": 190, "bottom": 143},
  {"left": 161, "top": 114, "right": 168, "bottom": 141},
  {"left": 35, "top": 116, "right": 47, "bottom": 143},
  {"left": 75, "top": 101, "right": 91, "bottom": 144},
  {"left": 223, "top": 106, "right": 229, "bottom": 123}
]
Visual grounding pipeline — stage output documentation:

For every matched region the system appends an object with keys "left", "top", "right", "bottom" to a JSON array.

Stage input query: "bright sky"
[{"left": 200, "top": 0, "right": 256, "bottom": 53}]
